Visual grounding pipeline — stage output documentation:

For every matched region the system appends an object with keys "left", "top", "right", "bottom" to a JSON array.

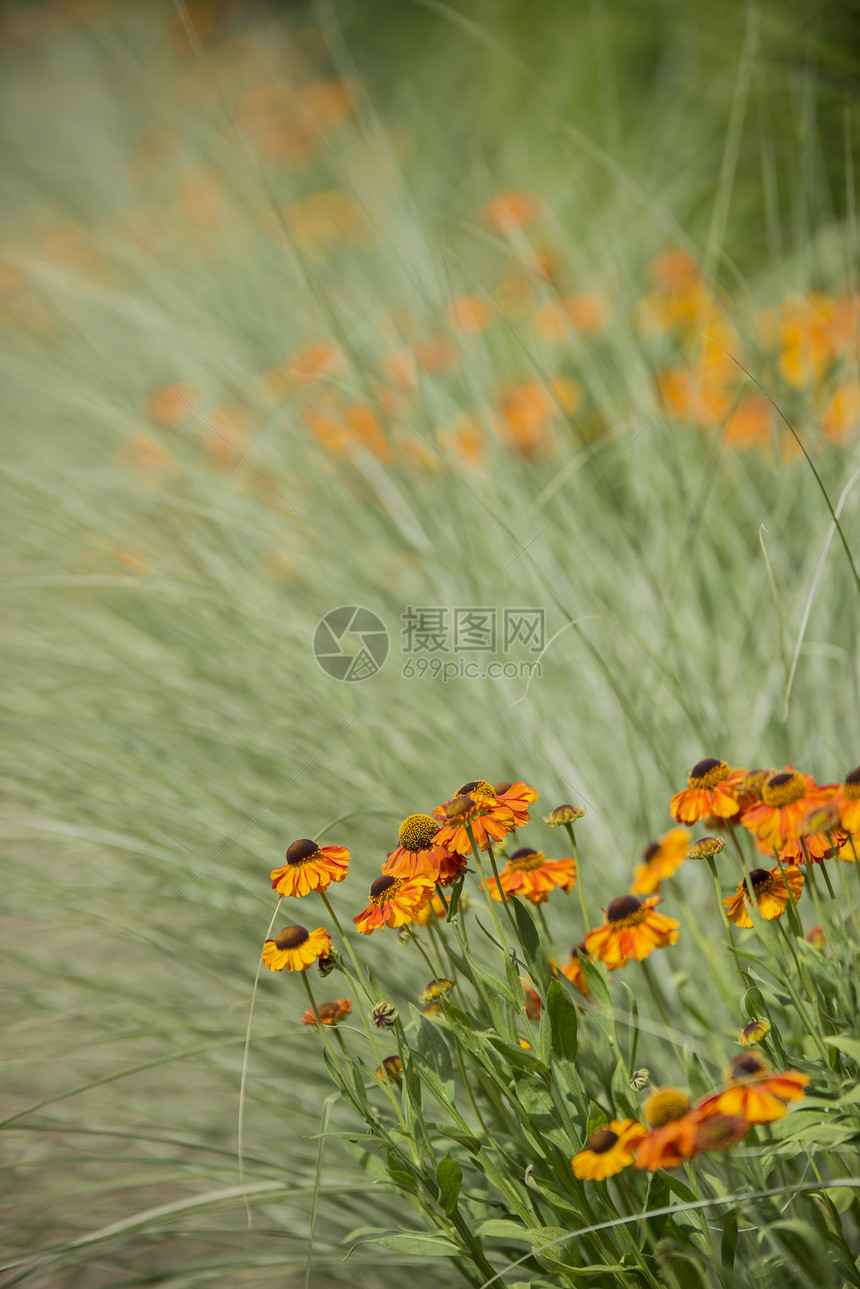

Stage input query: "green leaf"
[
  {"left": 743, "top": 984, "right": 765, "bottom": 1019},
  {"left": 356, "top": 1230, "right": 462, "bottom": 1258},
  {"left": 446, "top": 875, "right": 465, "bottom": 921},
  {"left": 824, "top": 1035, "right": 860, "bottom": 1065},
  {"left": 471, "top": 959, "right": 520, "bottom": 1007},
  {"left": 511, "top": 897, "right": 547, "bottom": 989},
  {"left": 579, "top": 954, "right": 611, "bottom": 1008},
  {"left": 546, "top": 977, "right": 578, "bottom": 1061},
  {"left": 411, "top": 1006, "right": 455, "bottom": 1099},
  {"left": 436, "top": 1155, "right": 463, "bottom": 1215},
  {"left": 721, "top": 1211, "right": 738, "bottom": 1272}
]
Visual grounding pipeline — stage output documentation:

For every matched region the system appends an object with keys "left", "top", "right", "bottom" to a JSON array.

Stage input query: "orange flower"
[
  {"left": 433, "top": 780, "right": 518, "bottom": 854},
  {"left": 497, "top": 781, "right": 539, "bottom": 828},
  {"left": 723, "top": 395, "right": 774, "bottom": 451},
  {"left": 560, "top": 942, "right": 592, "bottom": 997},
  {"left": 487, "top": 847, "right": 577, "bottom": 904},
  {"left": 670, "top": 759, "right": 746, "bottom": 824},
  {"left": 572, "top": 1120, "right": 647, "bottom": 1180},
  {"left": 741, "top": 768, "right": 834, "bottom": 850},
  {"left": 483, "top": 191, "right": 540, "bottom": 234},
  {"left": 413, "top": 893, "right": 454, "bottom": 926},
  {"left": 384, "top": 814, "right": 467, "bottom": 886},
  {"left": 522, "top": 982, "right": 542, "bottom": 1019},
  {"left": 448, "top": 293, "right": 493, "bottom": 334},
  {"left": 831, "top": 767, "right": 860, "bottom": 834},
  {"left": 302, "top": 998, "right": 351, "bottom": 1027},
  {"left": 723, "top": 865, "right": 804, "bottom": 928},
  {"left": 270, "top": 839, "right": 350, "bottom": 898},
  {"left": 262, "top": 925, "right": 331, "bottom": 972},
  {"left": 353, "top": 872, "right": 436, "bottom": 935},
  {"left": 630, "top": 828, "right": 691, "bottom": 895},
  {"left": 635, "top": 1105, "right": 748, "bottom": 1171},
  {"left": 146, "top": 383, "right": 198, "bottom": 427},
  {"left": 585, "top": 896, "right": 680, "bottom": 969},
  {"left": 697, "top": 1052, "right": 809, "bottom": 1124}
]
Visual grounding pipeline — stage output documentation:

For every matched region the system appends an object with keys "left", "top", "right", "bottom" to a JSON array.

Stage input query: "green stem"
[
  {"left": 466, "top": 823, "right": 511, "bottom": 947},
  {"left": 706, "top": 854, "right": 746, "bottom": 986},
  {"left": 640, "top": 960, "right": 685, "bottom": 1070},
  {"left": 564, "top": 821, "right": 589, "bottom": 929},
  {"left": 319, "top": 892, "right": 408, "bottom": 1131},
  {"left": 301, "top": 973, "right": 348, "bottom": 1081}
]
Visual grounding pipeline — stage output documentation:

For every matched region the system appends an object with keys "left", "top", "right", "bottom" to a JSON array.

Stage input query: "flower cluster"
[{"left": 249, "top": 756, "right": 860, "bottom": 1286}]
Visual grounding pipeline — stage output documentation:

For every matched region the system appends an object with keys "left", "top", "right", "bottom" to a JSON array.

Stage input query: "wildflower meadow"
[{"left": 2, "top": 2, "right": 860, "bottom": 1287}]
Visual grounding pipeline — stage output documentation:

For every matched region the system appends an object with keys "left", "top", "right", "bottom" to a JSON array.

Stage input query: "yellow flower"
[
  {"left": 585, "top": 896, "right": 680, "bottom": 969},
  {"left": 270, "top": 839, "right": 350, "bottom": 897},
  {"left": 630, "top": 828, "right": 690, "bottom": 895},
  {"left": 262, "top": 925, "right": 331, "bottom": 972},
  {"left": 487, "top": 847, "right": 577, "bottom": 904},
  {"left": 353, "top": 872, "right": 435, "bottom": 935},
  {"left": 572, "top": 1120, "right": 647, "bottom": 1180},
  {"left": 670, "top": 759, "right": 746, "bottom": 824},
  {"left": 722, "top": 865, "right": 803, "bottom": 928}
]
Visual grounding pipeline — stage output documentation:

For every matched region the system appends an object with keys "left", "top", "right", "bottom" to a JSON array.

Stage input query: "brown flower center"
[
  {"left": 843, "top": 767, "right": 860, "bottom": 800},
  {"left": 642, "top": 841, "right": 661, "bottom": 862},
  {"left": 286, "top": 838, "right": 320, "bottom": 865},
  {"left": 607, "top": 895, "right": 645, "bottom": 925},
  {"left": 587, "top": 1127, "right": 619, "bottom": 1154},
  {"left": 456, "top": 779, "right": 495, "bottom": 806},
  {"left": 748, "top": 868, "right": 772, "bottom": 889},
  {"left": 445, "top": 795, "right": 476, "bottom": 821},
  {"left": 508, "top": 847, "right": 547, "bottom": 872},
  {"left": 274, "top": 924, "right": 309, "bottom": 950},
  {"left": 370, "top": 874, "right": 403, "bottom": 905},
  {"left": 688, "top": 758, "right": 730, "bottom": 789},
  {"left": 761, "top": 771, "right": 806, "bottom": 808},
  {"left": 728, "top": 1052, "right": 767, "bottom": 1081},
  {"left": 398, "top": 813, "right": 440, "bottom": 852}
]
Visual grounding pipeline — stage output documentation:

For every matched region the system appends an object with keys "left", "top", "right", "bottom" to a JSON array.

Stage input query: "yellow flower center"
[
  {"left": 286, "top": 838, "right": 320, "bottom": 866},
  {"left": 508, "top": 847, "right": 547, "bottom": 872},
  {"left": 606, "top": 895, "right": 647, "bottom": 927},
  {"left": 587, "top": 1127, "right": 619, "bottom": 1154},
  {"left": 761, "top": 771, "right": 806, "bottom": 808},
  {"left": 457, "top": 779, "right": 496, "bottom": 807},
  {"left": 687, "top": 758, "right": 730, "bottom": 789},
  {"left": 369, "top": 875, "right": 404, "bottom": 905},
  {"left": 843, "top": 767, "right": 860, "bottom": 801},
  {"left": 398, "top": 813, "right": 440, "bottom": 851},
  {"left": 644, "top": 1088, "right": 692, "bottom": 1127},
  {"left": 274, "top": 924, "right": 309, "bottom": 950}
]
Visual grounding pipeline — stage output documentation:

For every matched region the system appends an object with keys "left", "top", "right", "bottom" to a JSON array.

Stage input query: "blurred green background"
[{"left": 2, "top": 1, "right": 859, "bottom": 1285}]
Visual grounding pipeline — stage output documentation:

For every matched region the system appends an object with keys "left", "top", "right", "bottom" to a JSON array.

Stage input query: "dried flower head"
[
  {"left": 738, "top": 1018, "right": 771, "bottom": 1047},
  {"left": 371, "top": 1002, "right": 398, "bottom": 1029},
  {"left": 318, "top": 947, "right": 340, "bottom": 977},
  {"left": 545, "top": 803, "right": 586, "bottom": 826},
  {"left": 375, "top": 1055, "right": 404, "bottom": 1082},
  {"left": 687, "top": 836, "right": 726, "bottom": 860},
  {"left": 420, "top": 979, "right": 454, "bottom": 1004},
  {"left": 302, "top": 998, "right": 351, "bottom": 1027}
]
